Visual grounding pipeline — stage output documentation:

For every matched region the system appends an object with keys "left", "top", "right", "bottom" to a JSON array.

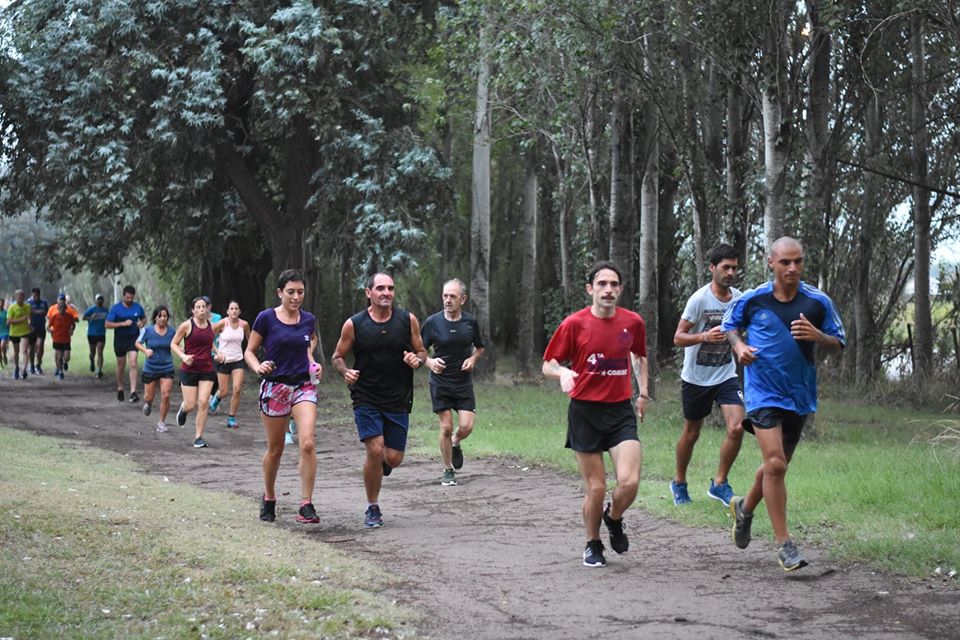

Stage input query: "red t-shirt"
[
  {"left": 543, "top": 306, "right": 647, "bottom": 403},
  {"left": 46, "top": 305, "right": 79, "bottom": 344}
]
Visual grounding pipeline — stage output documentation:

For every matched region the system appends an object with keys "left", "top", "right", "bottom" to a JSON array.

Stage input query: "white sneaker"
[{"left": 156, "top": 421, "right": 168, "bottom": 433}]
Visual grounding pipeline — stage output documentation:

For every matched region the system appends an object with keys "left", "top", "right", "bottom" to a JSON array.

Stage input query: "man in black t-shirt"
[
  {"left": 332, "top": 273, "right": 428, "bottom": 529},
  {"left": 421, "top": 279, "right": 486, "bottom": 487}
]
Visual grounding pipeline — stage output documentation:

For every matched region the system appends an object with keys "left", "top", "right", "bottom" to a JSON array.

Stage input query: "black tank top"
[{"left": 350, "top": 308, "right": 414, "bottom": 413}]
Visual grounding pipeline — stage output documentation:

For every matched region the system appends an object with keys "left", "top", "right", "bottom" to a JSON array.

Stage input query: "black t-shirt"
[
  {"left": 420, "top": 311, "right": 485, "bottom": 390},
  {"left": 349, "top": 308, "right": 414, "bottom": 414}
]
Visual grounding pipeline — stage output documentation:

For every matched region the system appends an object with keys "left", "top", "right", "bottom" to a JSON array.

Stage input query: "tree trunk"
[
  {"left": 725, "top": 74, "right": 749, "bottom": 264},
  {"left": 638, "top": 96, "right": 659, "bottom": 396},
  {"left": 552, "top": 146, "right": 575, "bottom": 310},
  {"left": 761, "top": 0, "right": 792, "bottom": 251},
  {"left": 518, "top": 151, "right": 539, "bottom": 377},
  {"left": 471, "top": 27, "right": 495, "bottom": 377},
  {"left": 911, "top": 12, "right": 933, "bottom": 379},
  {"left": 609, "top": 83, "right": 635, "bottom": 307},
  {"left": 679, "top": 41, "right": 708, "bottom": 275},
  {"left": 854, "top": 99, "right": 882, "bottom": 383},
  {"left": 804, "top": 0, "right": 833, "bottom": 288}
]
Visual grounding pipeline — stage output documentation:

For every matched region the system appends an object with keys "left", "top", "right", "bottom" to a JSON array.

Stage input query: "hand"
[
  {"left": 702, "top": 326, "right": 725, "bottom": 344},
  {"left": 216, "top": 352, "right": 226, "bottom": 363},
  {"left": 403, "top": 350, "right": 422, "bottom": 369},
  {"left": 125, "top": 319, "right": 133, "bottom": 326},
  {"left": 182, "top": 354, "right": 194, "bottom": 367},
  {"left": 309, "top": 362, "right": 322, "bottom": 381},
  {"left": 461, "top": 357, "right": 475, "bottom": 372},
  {"left": 342, "top": 368, "right": 360, "bottom": 384},
  {"left": 635, "top": 395, "right": 648, "bottom": 422},
  {"left": 257, "top": 360, "right": 276, "bottom": 375},
  {"left": 733, "top": 342, "right": 758, "bottom": 365},
  {"left": 428, "top": 357, "right": 446, "bottom": 374},
  {"left": 145, "top": 348, "right": 154, "bottom": 358},
  {"left": 559, "top": 367, "right": 578, "bottom": 393},
  {"left": 791, "top": 313, "right": 822, "bottom": 342}
]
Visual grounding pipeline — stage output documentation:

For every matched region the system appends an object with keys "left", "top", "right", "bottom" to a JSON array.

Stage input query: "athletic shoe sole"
[
  {"left": 296, "top": 515, "right": 320, "bottom": 524},
  {"left": 779, "top": 557, "right": 810, "bottom": 572},
  {"left": 707, "top": 487, "right": 733, "bottom": 508}
]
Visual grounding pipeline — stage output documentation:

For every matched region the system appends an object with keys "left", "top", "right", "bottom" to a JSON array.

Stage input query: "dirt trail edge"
[{"left": 2, "top": 375, "right": 956, "bottom": 640}]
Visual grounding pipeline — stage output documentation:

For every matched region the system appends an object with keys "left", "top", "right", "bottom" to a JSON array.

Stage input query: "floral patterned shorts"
[{"left": 258, "top": 380, "right": 317, "bottom": 417}]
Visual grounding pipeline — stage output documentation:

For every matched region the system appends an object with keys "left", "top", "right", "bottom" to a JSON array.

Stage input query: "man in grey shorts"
[{"left": 670, "top": 243, "right": 744, "bottom": 507}]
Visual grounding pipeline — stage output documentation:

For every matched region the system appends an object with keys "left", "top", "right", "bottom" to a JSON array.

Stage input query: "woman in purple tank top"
[
  {"left": 244, "top": 269, "right": 321, "bottom": 524},
  {"left": 170, "top": 296, "right": 224, "bottom": 449}
]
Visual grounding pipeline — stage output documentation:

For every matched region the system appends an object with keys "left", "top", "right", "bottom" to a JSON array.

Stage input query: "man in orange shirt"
[{"left": 47, "top": 294, "right": 79, "bottom": 380}]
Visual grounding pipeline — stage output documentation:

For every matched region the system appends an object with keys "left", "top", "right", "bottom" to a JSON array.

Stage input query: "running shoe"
[
  {"left": 707, "top": 479, "right": 735, "bottom": 507},
  {"left": 156, "top": 421, "right": 168, "bottom": 433},
  {"left": 13, "top": 367, "right": 19, "bottom": 380},
  {"left": 226, "top": 416, "right": 237, "bottom": 429},
  {"left": 777, "top": 539, "right": 809, "bottom": 572},
  {"left": 89, "top": 358, "right": 95, "bottom": 372},
  {"left": 209, "top": 394, "right": 221, "bottom": 413},
  {"left": 176, "top": 405, "right": 187, "bottom": 427},
  {"left": 288, "top": 418, "right": 297, "bottom": 435},
  {"left": 193, "top": 437, "right": 207, "bottom": 448},
  {"left": 582, "top": 539, "right": 607, "bottom": 567},
  {"left": 117, "top": 390, "right": 124, "bottom": 402},
  {"left": 603, "top": 502, "right": 629, "bottom": 554},
  {"left": 441, "top": 468, "right": 457, "bottom": 486},
  {"left": 36, "top": 366, "right": 42, "bottom": 375},
  {"left": 96, "top": 370, "right": 103, "bottom": 379},
  {"left": 29, "top": 366, "right": 36, "bottom": 375},
  {"left": 451, "top": 443, "right": 464, "bottom": 470},
  {"left": 669, "top": 480, "right": 692, "bottom": 505},
  {"left": 58, "top": 371, "right": 65, "bottom": 380},
  {"left": 63, "top": 361, "right": 68, "bottom": 372},
  {"left": 381, "top": 461, "right": 393, "bottom": 477},
  {"left": 259, "top": 496, "right": 276, "bottom": 522},
  {"left": 129, "top": 391, "right": 140, "bottom": 403},
  {"left": 297, "top": 502, "right": 320, "bottom": 524},
  {"left": 54, "top": 369, "right": 61, "bottom": 377},
  {"left": 364, "top": 504, "right": 384, "bottom": 529},
  {"left": 21, "top": 368, "right": 27, "bottom": 380},
  {"left": 730, "top": 496, "right": 753, "bottom": 549},
  {"left": 142, "top": 401, "right": 152, "bottom": 416},
  {"left": 284, "top": 431, "right": 294, "bottom": 445}
]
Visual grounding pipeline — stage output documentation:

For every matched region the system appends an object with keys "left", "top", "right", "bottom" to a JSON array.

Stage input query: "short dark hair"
[
  {"left": 365, "top": 272, "right": 392, "bottom": 289},
  {"left": 707, "top": 243, "right": 739, "bottom": 266},
  {"left": 276, "top": 269, "right": 305, "bottom": 290},
  {"left": 191, "top": 296, "right": 208, "bottom": 309},
  {"left": 152, "top": 305, "right": 170, "bottom": 322},
  {"left": 123, "top": 285, "right": 136, "bottom": 296},
  {"left": 586, "top": 261, "right": 623, "bottom": 286},
  {"left": 31, "top": 287, "right": 40, "bottom": 294}
]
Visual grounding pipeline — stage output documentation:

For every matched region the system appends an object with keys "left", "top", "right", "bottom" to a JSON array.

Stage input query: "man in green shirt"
[{"left": 6, "top": 290, "right": 32, "bottom": 380}]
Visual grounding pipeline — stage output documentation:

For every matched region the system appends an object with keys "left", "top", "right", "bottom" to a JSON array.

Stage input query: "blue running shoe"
[
  {"left": 669, "top": 480, "right": 692, "bottom": 505},
  {"left": 14, "top": 367, "right": 20, "bottom": 380},
  {"left": 226, "top": 416, "right": 237, "bottom": 429},
  {"left": 288, "top": 418, "right": 297, "bottom": 435},
  {"left": 284, "top": 431, "right": 294, "bottom": 445},
  {"left": 364, "top": 504, "right": 384, "bottom": 529},
  {"left": 707, "top": 479, "right": 735, "bottom": 507},
  {"left": 209, "top": 394, "right": 221, "bottom": 413}
]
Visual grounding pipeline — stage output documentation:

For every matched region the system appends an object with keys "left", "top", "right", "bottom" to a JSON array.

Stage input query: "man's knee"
[{"left": 762, "top": 455, "right": 788, "bottom": 478}]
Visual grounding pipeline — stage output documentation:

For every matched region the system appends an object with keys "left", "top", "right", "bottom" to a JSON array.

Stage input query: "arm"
[
  {"left": 402, "top": 313, "right": 426, "bottom": 370},
  {"left": 726, "top": 329, "right": 757, "bottom": 365},
  {"left": 632, "top": 353, "right": 649, "bottom": 421},
  {"left": 169, "top": 321, "right": 193, "bottom": 365},
  {"left": 135, "top": 332, "right": 153, "bottom": 359},
  {"left": 542, "top": 358, "right": 578, "bottom": 393},
  {"left": 461, "top": 346, "right": 485, "bottom": 372},
  {"left": 331, "top": 319, "right": 360, "bottom": 384},
  {"left": 674, "top": 318, "right": 726, "bottom": 347},
  {"left": 243, "top": 329, "right": 274, "bottom": 375},
  {"left": 791, "top": 313, "right": 843, "bottom": 353}
]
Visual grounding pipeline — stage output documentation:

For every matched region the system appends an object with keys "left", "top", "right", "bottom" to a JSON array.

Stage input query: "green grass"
[
  {"left": 406, "top": 371, "right": 960, "bottom": 577},
  {"left": 0, "top": 429, "right": 418, "bottom": 639}
]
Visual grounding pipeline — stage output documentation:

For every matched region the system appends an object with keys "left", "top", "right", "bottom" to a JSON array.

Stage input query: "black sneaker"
[
  {"left": 259, "top": 496, "right": 276, "bottom": 522},
  {"left": 129, "top": 391, "right": 140, "bottom": 403},
  {"left": 142, "top": 401, "right": 152, "bottom": 416},
  {"left": 176, "top": 405, "right": 187, "bottom": 427},
  {"left": 89, "top": 358, "right": 95, "bottom": 372},
  {"left": 730, "top": 497, "right": 753, "bottom": 549},
  {"left": 117, "top": 389, "right": 124, "bottom": 402},
  {"left": 193, "top": 437, "right": 207, "bottom": 448},
  {"left": 96, "top": 370, "right": 103, "bottom": 379},
  {"left": 297, "top": 502, "right": 320, "bottom": 524},
  {"left": 451, "top": 444, "right": 464, "bottom": 470},
  {"left": 582, "top": 539, "right": 606, "bottom": 567},
  {"left": 381, "top": 460, "right": 393, "bottom": 477},
  {"left": 603, "top": 503, "right": 629, "bottom": 554}
]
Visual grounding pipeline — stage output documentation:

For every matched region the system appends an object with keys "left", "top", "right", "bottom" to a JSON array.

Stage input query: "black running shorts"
[
  {"left": 743, "top": 407, "right": 808, "bottom": 457},
  {"left": 566, "top": 398, "right": 639, "bottom": 453},
  {"left": 681, "top": 377, "right": 743, "bottom": 420}
]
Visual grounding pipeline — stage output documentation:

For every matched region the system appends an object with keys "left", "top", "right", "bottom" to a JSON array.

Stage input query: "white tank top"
[{"left": 219, "top": 321, "right": 245, "bottom": 363}]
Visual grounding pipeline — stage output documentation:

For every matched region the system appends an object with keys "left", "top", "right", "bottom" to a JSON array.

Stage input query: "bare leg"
[
  {"left": 453, "top": 409, "right": 475, "bottom": 445},
  {"left": 574, "top": 451, "right": 607, "bottom": 540},
  {"left": 715, "top": 403, "right": 745, "bottom": 483},
  {"left": 674, "top": 418, "right": 702, "bottom": 483},
  {"left": 228, "top": 369, "right": 244, "bottom": 416},
  {"left": 261, "top": 415, "right": 288, "bottom": 499},
  {"left": 126, "top": 351, "right": 138, "bottom": 396},
  {"left": 745, "top": 425, "right": 790, "bottom": 543},
  {"left": 194, "top": 380, "right": 214, "bottom": 439},
  {"left": 437, "top": 410, "right": 454, "bottom": 467},
  {"left": 292, "top": 401, "right": 318, "bottom": 502},
  {"left": 608, "top": 440, "right": 642, "bottom": 519},
  {"left": 363, "top": 435, "right": 387, "bottom": 504},
  {"left": 158, "top": 378, "right": 173, "bottom": 423}
]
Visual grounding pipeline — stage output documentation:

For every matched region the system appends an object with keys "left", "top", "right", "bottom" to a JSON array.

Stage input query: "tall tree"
[
  {"left": 911, "top": 10, "right": 934, "bottom": 378},
  {"left": 517, "top": 149, "right": 539, "bottom": 377}
]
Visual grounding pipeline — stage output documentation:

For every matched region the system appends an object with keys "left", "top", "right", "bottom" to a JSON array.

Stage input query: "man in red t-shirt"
[
  {"left": 543, "top": 262, "right": 649, "bottom": 568},
  {"left": 47, "top": 294, "right": 79, "bottom": 380}
]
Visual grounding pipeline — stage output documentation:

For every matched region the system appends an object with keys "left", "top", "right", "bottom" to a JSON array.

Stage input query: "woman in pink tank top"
[
  {"left": 209, "top": 301, "right": 251, "bottom": 428},
  {"left": 170, "top": 296, "right": 224, "bottom": 448}
]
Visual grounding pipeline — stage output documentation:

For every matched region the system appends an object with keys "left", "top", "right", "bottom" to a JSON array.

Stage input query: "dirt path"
[{"left": 2, "top": 373, "right": 957, "bottom": 639}]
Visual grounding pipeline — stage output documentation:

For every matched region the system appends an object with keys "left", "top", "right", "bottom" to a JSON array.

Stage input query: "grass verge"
[
  {"left": 0, "top": 428, "right": 418, "bottom": 639},
  {"left": 406, "top": 372, "right": 960, "bottom": 577}
]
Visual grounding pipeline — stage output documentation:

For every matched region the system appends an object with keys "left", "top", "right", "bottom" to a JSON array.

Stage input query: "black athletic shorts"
[
  {"left": 681, "top": 377, "right": 743, "bottom": 420},
  {"left": 114, "top": 337, "right": 137, "bottom": 357},
  {"left": 429, "top": 382, "right": 476, "bottom": 413},
  {"left": 743, "top": 407, "right": 808, "bottom": 456},
  {"left": 88, "top": 335, "right": 106, "bottom": 346},
  {"left": 566, "top": 398, "right": 638, "bottom": 453},
  {"left": 215, "top": 359, "right": 245, "bottom": 375},
  {"left": 143, "top": 370, "right": 174, "bottom": 385},
  {"left": 180, "top": 370, "right": 217, "bottom": 386},
  {"left": 29, "top": 328, "right": 45, "bottom": 342},
  {"left": 10, "top": 335, "right": 23, "bottom": 345},
  {"left": 52, "top": 342, "right": 71, "bottom": 352}
]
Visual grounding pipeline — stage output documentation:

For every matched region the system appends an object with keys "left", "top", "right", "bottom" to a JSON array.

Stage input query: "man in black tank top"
[{"left": 332, "top": 273, "right": 428, "bottom": 529}]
